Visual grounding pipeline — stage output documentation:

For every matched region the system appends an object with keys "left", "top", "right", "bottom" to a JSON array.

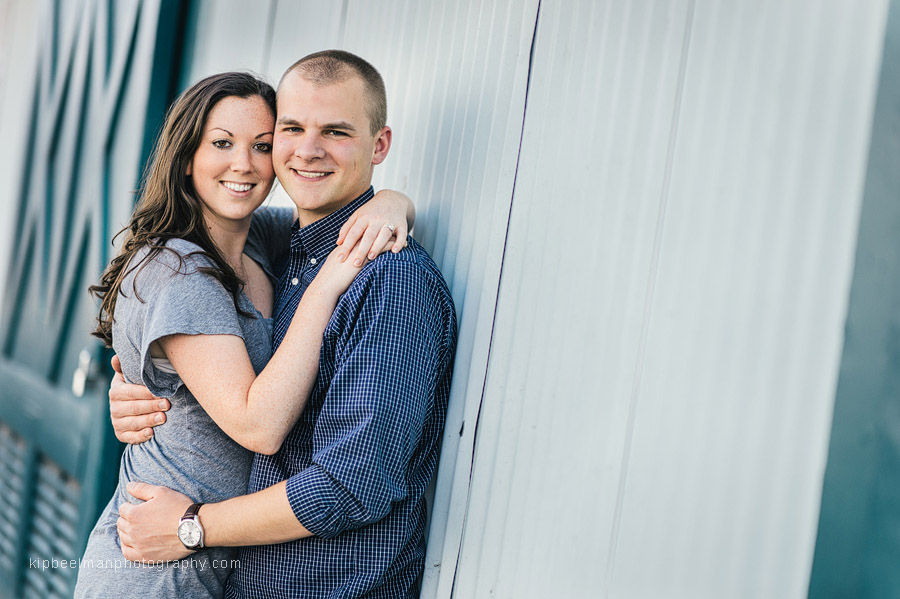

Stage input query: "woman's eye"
[
  {"left": 212, "top": 139, "right": 231, "bottom": 149},
  {"left": 254, "top": 143, "right": 272, "bottom": 153}
]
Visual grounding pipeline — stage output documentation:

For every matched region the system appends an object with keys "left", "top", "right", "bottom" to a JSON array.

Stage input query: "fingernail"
[
  {"left": 368, "top": 252, "right": 376, "bottom": 260},
  {"left": 338, "top": 254, "right": 345, "bottom": 262},
  {"left": 158, "top": 400, "right": 167, "bottom": 410},
  {"left": 145, "top": 430, "right": 153, "bottom": 439},
  {"left": 154, "top": 414, "right": 164, "bottom": 423},
  {"left": 354, "top": 259, "right": 362, "bottom": 266}
]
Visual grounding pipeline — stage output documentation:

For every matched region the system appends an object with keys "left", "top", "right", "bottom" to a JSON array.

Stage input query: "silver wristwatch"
[{"left": 177, "top": 502, "right": 205, "bottom": 550}]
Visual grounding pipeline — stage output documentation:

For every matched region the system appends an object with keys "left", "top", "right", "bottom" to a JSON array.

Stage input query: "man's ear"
[{"left": 371, "top": 126, "right": 392, "bottom": 165}]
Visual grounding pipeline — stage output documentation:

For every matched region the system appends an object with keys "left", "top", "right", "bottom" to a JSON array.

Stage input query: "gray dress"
[{"left": 74, "top": 222, "right": 285, "bottom": 598}]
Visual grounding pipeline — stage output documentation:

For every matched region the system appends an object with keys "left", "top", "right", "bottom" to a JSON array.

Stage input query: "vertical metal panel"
[
  {"left": 338, "top": 3, "right": 538, "bottom": 596},
  {"left": 180, "top": 0, "right": 276, "bottom": 80},
  {"left": 264, "top": 0, "right": 345, "bottom": 79},
  {"left": 611, "top": 1, "right": 885, "bottom": 597},
  {"left": 458, "top": 1, "right": 885, "bottom": 598},
  {"left": 455, "top": 1, "right": 692, "bottom": 596}
]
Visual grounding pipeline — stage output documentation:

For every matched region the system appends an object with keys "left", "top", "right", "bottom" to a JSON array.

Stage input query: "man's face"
[{"left": 274, "top": 72, "right": 391, "bottom": 226}]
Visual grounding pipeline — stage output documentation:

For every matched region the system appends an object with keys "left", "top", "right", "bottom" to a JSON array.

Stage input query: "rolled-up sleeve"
[{"left": 285, "top": 259, "right": 449, "bottom": 538}]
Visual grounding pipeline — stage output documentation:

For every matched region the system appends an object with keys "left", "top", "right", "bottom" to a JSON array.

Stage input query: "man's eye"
[
  {"left": 325, "top": 130, "right": 346, "bottom": 137},
  {"left": 254, "top": 143, "right": 272, "bottom": 153},
  {"left": 283, "top": 126, "right": 302, "bottom": 133},
  {"left": 212, "top": 139, "right": 231, "bottom": 149}
]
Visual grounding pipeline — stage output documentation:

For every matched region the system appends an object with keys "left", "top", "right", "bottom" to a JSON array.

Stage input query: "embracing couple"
[{"left": 73, "top": 50, "right": 457, "bottom": 598}]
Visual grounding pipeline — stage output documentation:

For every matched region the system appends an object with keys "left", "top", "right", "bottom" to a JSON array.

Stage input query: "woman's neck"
[{"left": 204, "top": 215, "right": 251, "bottom": 276}]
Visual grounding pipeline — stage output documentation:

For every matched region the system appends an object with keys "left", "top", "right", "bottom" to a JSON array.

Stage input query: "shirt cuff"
[{"left": 285, "top": 465, "right": 348, "bottom": 538}]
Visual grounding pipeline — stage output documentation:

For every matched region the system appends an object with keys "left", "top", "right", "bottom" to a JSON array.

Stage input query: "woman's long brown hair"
[{"left": 89, "top": 72, "right": 276, "bottom": 346}]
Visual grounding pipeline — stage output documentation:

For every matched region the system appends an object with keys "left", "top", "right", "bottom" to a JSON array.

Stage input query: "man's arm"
[
  {"left": 118, "top": 481, "right": 312, "bottom": 562},
  {"left": 283, "top": 259, "right": 452, "bottom": 538}
]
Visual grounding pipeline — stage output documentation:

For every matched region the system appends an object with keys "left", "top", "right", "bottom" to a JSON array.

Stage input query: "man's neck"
[
  {"left": 289, "top": 187, "right": 375, "bottom": 260},
  {"left": 294, "top": 187, "right": 372, "bottom": 228}
]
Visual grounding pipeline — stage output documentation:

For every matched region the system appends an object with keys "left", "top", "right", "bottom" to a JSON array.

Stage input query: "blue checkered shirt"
[{"left": 225, "top": 188, "right": 458, "bottom": 598}]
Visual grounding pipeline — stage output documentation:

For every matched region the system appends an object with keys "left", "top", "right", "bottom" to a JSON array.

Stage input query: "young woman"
[{"left": 73, "top": 72, "right": 412, "bottom": 597}]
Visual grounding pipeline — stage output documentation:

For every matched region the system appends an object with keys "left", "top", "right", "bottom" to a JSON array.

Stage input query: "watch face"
[{"left": 178, "top": 520, "right": 201, "bottom": 548}]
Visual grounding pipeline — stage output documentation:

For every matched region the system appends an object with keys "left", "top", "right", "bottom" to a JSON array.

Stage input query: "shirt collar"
[{"left": 289, "top": 186, "right": 375, "bottom": 258}]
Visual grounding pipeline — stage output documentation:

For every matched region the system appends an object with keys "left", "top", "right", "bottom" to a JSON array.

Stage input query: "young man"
[{"left": 111, "top": 50, "right": 457, "bottom": 598}]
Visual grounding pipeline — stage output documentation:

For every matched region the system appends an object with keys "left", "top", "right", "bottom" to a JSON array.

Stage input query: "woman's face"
[{"left": 187, "top": 95, "right": 275, "bottom": 227}]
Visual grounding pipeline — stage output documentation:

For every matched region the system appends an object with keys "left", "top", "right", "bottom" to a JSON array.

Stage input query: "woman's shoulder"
[
  {"left": 251, "top": 205, "right": 295, "bottom": 232},
  {"left": 132, "top": 238, "right": 216, "bottom": 276}
]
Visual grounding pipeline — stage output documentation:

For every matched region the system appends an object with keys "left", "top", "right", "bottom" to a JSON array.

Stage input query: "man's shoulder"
[{"left": 356, "top": 237, "right": 450, "bottom": 296}]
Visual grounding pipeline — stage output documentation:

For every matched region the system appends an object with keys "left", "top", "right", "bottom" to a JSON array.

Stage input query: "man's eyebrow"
[
  {"left": 277, "top": 117, "right": 300, "bottom": 126},
  {"left": 323, "top": 121, "right": 356, "bottom": 132}
]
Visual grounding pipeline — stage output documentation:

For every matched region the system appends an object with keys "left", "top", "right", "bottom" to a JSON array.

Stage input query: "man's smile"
[{"left": 292, "top": 169, "right": 331, "bottom": 180}]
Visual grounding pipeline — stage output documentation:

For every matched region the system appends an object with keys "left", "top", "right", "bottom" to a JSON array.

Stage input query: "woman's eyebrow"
[{"left": 210, "top": 127, "right": 233, "bottom": 136}]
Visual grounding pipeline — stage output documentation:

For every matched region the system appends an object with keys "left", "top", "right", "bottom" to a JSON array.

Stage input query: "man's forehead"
[{"left": 276, "top": 75, "right": 368, "bottom": 126}]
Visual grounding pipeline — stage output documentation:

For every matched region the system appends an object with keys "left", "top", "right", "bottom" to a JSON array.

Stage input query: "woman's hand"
[
  {"left": 309, "top": 245, "right": 371, "bottom": 298},
  {"left": 336, "top": 189, "right": 415, "bottom": 265}
]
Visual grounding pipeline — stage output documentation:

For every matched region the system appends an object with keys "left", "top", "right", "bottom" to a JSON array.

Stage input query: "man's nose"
[{"left": 294, "top": 133, "right": 325, "bottom": 160}]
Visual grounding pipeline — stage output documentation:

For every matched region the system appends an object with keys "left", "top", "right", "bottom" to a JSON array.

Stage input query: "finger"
[
  {"left": 338, "top": 221, "right": 367, "bottom": 261},
  {"left": 352, "top": 226, "right": 381, "bottom": 266},
  {"left": 117, "top": 428, "right": 155, "bottom": 444},
  {"left": 121, "top": 544, "right": 139, "bottom": 563},
  {"left": 111, "top": 354, "right": 122, "bottom": 374},
  {"left": 118, "top": 504, "right": 133, "bottom": 520},
  {"left": 391, "top": 221, "right": 409, "bottom": 253},
  {"left": 337, "top": 214, "right": 358, "bottom": 247},
  {"left": 126, "top": 481, "right": 158, "bottom": 501},
  {"left": 109, "top": 382, "right": 158, "bottom": 402},
  {"left": 112, "top": 412, "right": 166, "bottom": 435},
  {"left": 110, "top": 397, "right": 170, "bottom": 418},
  {"left": 368, "top": 225, "right": 395, "bottom": 260}
]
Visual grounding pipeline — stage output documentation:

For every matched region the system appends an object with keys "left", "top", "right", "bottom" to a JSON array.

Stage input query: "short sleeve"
[{"left": 121, "top": 243, "right": 245, "bottom": 397}]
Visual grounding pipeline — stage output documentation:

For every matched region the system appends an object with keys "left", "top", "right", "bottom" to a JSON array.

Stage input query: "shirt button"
[
  {"left": 310, "top": 258, "right": 318, "bottom": 265},
  {"left": 291, "top": 277, "right": 299, "bottom": 286}
]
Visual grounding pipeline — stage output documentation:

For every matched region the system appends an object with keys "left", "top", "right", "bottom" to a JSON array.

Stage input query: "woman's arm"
[
  {"left": 336, "top": 189, "right": 415, "bottom": 264},
  {"left": 158, "top": 249, "right": 359, "bottom": 455},
  {"left": 108, "top": 190, "right": 415, "bottom": 449}
]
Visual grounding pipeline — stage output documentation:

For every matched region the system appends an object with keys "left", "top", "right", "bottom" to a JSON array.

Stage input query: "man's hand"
[
  {"left": 118, "top": 482, "right": 193, "bottom": 562},
  {"left": 109, "top": 355, "right": 170, "bottom": 444}
]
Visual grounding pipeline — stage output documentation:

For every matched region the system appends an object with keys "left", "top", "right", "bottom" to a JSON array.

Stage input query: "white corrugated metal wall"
[
  {"left": 0, "top": 0, "right": 877, "bottom": 596},
  {"left": 455, "top": 1, "right": 885, "bottom": 598}
]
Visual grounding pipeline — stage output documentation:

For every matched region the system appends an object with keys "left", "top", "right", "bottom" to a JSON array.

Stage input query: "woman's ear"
[{"left": 186, "top": 161, "right": 192, "bottom": 176}]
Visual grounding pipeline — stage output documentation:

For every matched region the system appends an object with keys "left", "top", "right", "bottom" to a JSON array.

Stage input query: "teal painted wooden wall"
[
  {"left": 0, "top": 0, "right": 187, "bottom": 596},
  {"left": 809, "top": 0, "right": 900, "bottom": 596}
]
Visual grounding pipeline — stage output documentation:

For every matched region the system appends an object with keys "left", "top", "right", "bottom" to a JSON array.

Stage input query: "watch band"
[{"left": 183, "top": 502, "right": 204, "bottom": 519}]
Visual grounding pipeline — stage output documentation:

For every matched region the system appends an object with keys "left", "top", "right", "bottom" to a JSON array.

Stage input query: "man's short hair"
[{"left": 280, "top": 50, "right": 387, "bottom": 135}]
